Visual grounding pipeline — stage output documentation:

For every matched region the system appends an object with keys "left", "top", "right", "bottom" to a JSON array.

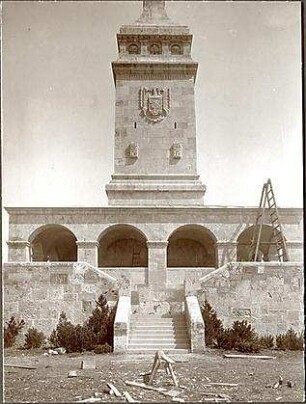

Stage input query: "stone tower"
[{"left": 106, "top": 0, "right": 206, "bottom": 206}]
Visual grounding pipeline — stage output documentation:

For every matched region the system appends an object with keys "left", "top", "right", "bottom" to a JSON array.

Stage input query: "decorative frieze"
[{"left": 112, "top": 62, "right": 198, "bottom": 83}]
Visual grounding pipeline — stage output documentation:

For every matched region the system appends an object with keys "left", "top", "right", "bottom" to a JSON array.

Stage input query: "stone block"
[
  {"left": 82, "top": 300, "right": 92, "bottom": 313},
  {"left": 81, "top": 359, "right": 96, "bottom": 370},
  {"left": 50, "top": 273, "right": 68, "bottom": 284},
  {"left": 232, "top": 308, "right": 251, "bottom": 318}
]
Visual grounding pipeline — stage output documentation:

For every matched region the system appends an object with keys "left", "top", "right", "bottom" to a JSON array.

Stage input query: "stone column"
[
  {"left": 146, "top": 241, "right": 168, "bottom": 289},
  {"left": 76, "top": 241, "right": 99, "bottom": 267},
  {"left": 7, "top": 241, "right": 31, "bottom": 262},
  {"left": 216, "top": 241, "right": 238, "bottom": 267}
]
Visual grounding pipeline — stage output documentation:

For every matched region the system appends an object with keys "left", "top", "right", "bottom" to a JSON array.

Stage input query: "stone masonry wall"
[
  {"left": 198, "top": 263, "right": 304, "bottom": 336},
  {"left": 3, "top": 262, "right": 118, "bottom": 338}
]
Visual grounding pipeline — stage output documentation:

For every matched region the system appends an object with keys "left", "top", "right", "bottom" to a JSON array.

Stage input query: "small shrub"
[
  {"left": 86, "top": 294, "right": 115, "bottom": 347},
  {"left": 49, "top": 294, "right": 117, "bottom": 353},
  {"left": 201, "top": 300, "right": 224, "bottom": 347},
  {"left": 94, "top": 343, "right": 112, "bottom": 354},
  {"left": 49, "top": 329, "right": 58, "bottom": 347},
  {"left": 217, "top": 320, "right": 260, "bottom": 353},
  {"left": 276, "top": 328, "right": 304, "bottom": 351},
  {"left": 4, "top": 317, "right": 25, "bottom": 348},
  {"left": 24, "top": 328, "right": 45, "bottom": 349},
  {"left": 258, "top": 334, "right": 274, "bottom": 349},
  {"left": 216, "top": 327, "right": 234, "bottom": 350}
]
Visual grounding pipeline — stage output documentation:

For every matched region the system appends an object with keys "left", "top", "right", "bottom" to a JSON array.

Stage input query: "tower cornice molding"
[{"left": 112, "top": 61, "right": 198, "bottom": 83}]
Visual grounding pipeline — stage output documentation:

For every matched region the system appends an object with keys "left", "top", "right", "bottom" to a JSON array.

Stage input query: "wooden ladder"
[{"left": 249, "top": 179, "right": 289, "bottom": 262}]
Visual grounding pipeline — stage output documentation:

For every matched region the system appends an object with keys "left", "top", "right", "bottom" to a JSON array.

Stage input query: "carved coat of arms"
[{"left": 139, "top": 88, "right": 170, "bottom": 123}]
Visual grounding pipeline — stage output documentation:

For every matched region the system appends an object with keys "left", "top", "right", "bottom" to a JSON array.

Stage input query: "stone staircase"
[{"left": 127, "top": 314, "right": 190, "bottom": 353}]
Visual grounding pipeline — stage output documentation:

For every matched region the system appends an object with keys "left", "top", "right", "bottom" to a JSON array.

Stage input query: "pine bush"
[
  {"left": 4, "top": 317, "right": 25, "bottom": 348},
  {"left": 24, "top": 327, "right": 45, "bottom": 349}
]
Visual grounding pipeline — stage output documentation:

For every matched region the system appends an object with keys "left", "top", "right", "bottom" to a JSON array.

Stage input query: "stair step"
[
  {"left": 129, "top": 332, "right": 188, "bottom": 336},
  {"left": 128, "top": 344, "right": 190, "bottom": 349},
  {"left": 129, "top": 336, "right": 188, "bottom": 343},
  {"left": 127, "top": 348, "right": 190, "bottom": 354},
  {"left": 130, "top": 320, "right": 186, "bottom": 325}
]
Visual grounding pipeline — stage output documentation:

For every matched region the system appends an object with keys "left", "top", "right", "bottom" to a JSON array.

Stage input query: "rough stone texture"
[
  {"left": 198, "top": 262, "right": 304, "bottom": 335},
  {"left": 185, "top": 295, "right": 205, "bottom": 352},
  {"left": 77, "top": 241, "right": 99, "bottom": 266},
  {"left": 114, "top": 296, "right": 131, "bottom": 352},
  {"left": 3, "top": 262, "right": 118, "bottom": 337},
  {"left": 7, "top": 241, "right": 30, "bottom": 262},
  {"left": 147, "top": 241, "right": 168, "bottom": 288}
]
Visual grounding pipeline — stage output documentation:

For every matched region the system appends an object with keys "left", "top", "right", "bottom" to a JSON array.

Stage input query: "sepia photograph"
[{"left": 2, "top": 0, "right": 304, "bottom": 402}]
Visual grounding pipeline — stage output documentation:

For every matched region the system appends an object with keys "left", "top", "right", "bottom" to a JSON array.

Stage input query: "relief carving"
[
  {"left": 171, "top": 143, "right": 183, "bottom": 159},
  {"left": 139, "top": 87, "right": 170, "bottom": 123},
  {"left": 129, "top": 143, "right": 138, "bottom": 158}
]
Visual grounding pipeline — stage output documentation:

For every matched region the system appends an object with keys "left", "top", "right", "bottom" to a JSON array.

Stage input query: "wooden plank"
[
  {"left": 123, "top": 391, "right": 139, "bottom": 403},
  {"left": 168, "top": 363, "right": 178, "bottom": 387},
  {"left": 107, "top": 383, "right": 122, "bottom": 397},
  {"left": 125, "top": 381, "right": 166, "bottom": 393},
  {"left": 223, "top": 354, "right": 276, "bottom": 360},
  {"left": 4, "top": 364, "right": 36, "bottom": 369},
  {"left": 208, "top": 383, "right": 239, "bottom": 387}
]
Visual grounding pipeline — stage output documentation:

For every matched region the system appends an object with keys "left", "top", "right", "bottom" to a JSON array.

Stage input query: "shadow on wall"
[
  {"left": 237, "top": 224, "right": 284, "bottom": 262},
  {"left": 167, "top": 224, "right": 217, "bottom": 267},
  {"left": 30, "top": 224, "right": 77, "bottom": 262},
  {"left": 98, "top": 224, "right": 148, "bottom": 267}
]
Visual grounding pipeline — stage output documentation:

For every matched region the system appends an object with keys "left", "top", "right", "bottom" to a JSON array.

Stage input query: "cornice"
[
  {"left": 5, "top": 206, "right": 303, "bottom": 216},
  {"left": 112, "top": 61, "right": 198, "bottom": 83}
]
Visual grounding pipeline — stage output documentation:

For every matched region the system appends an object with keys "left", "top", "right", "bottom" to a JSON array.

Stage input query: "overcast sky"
[{"left": 2, "top": 0, "right": 303, "bottom": 209}]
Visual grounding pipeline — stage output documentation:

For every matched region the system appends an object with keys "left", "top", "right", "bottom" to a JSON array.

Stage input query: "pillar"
[
  {"left": 7, "top": 241, "right": 31, "bottom": 262},
  {"left": 76, "top": 241, "right": 99, "bottom": 266},
  {"left": 285, "top": 241, "right": 304, "bottom": 262},
  {"left": 216, "top": 241, "right": 238, "bottom": 266},
  {"left": 146, "top": 241, "right": 168, "bottom": 289}
]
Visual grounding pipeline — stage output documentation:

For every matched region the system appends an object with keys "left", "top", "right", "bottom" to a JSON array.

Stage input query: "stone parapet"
[
  {"left": 114, "top": 296, "right": 131, "bottom": 353},
  {"left": 199, "top": 262, "right": 304, "bottom": 335},
  {"left": 185, "top": 295, "right": 205, "bottom": 352}
]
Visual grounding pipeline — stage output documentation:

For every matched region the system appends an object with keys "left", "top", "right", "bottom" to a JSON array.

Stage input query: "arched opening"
[
  {"left": 237, "top": 224, "right": 285, "bottom": 262},
  {"left": 167, "top": 225, "right": 217, "bottom": 267},
  {"left": 98, "top": 225, "right": 148, "bottom": 267},
  {"left": 29, "top": 225, "right": 77, "bottom": 262}
]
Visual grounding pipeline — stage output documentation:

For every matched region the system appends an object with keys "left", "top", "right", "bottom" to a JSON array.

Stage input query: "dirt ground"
[{"left": 4, "top": 348, "right": 305, "bottom": 403}]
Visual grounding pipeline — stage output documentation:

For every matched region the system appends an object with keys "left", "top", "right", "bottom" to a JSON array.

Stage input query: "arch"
[
  {"left": 237, "top": 224, "right": 286, "bottom": 262},
  {"left": 98, "top": 224, "right": 148, "bottom": 267},
  {"left": 167, "top": 225, "right": 217, "bottom": 267},
  {"left": 29, "top": 224, "right": 77, "bottom": 262}
]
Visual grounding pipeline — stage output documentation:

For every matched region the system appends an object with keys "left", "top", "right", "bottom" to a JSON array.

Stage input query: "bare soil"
[{"left": 4, "top": 348, "right": 304, "bottom": 403}]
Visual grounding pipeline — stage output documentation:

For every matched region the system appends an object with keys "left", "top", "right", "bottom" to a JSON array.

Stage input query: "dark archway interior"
[
  {"left": 167, "top": 225, "right": 216, "bottom": 267},
  {"left": 98, "top": 225, "right": 148, "bottom": 267},
  {"left": 237, "top": 224, "right": 283, "bottom": 261},
  {"left": 31, "top": 225, "right": 77, "bottom": 262}
]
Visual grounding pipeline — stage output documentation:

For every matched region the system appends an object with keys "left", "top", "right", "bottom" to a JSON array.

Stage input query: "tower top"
[
  {"left": 135, "top": 1, "right": 172, "bottom": 26},
  {"left": 120, "top": 0, "right": 189, "bottom": 35}
]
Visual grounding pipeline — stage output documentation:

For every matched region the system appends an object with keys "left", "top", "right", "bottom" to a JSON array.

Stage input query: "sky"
[{"left": 2, "top": 0, "right": 303, "bottom": 210}]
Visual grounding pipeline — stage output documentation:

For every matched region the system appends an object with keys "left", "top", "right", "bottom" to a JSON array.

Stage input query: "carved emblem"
[
  {"left": 171, "top": 143, "right": 183, "bottom": 159},
  {"left": 129, "top": 142, "right": 138, "bottom": 158},
  {"left": 139, "top": 88, "right": 170, "bottom": 123}
]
